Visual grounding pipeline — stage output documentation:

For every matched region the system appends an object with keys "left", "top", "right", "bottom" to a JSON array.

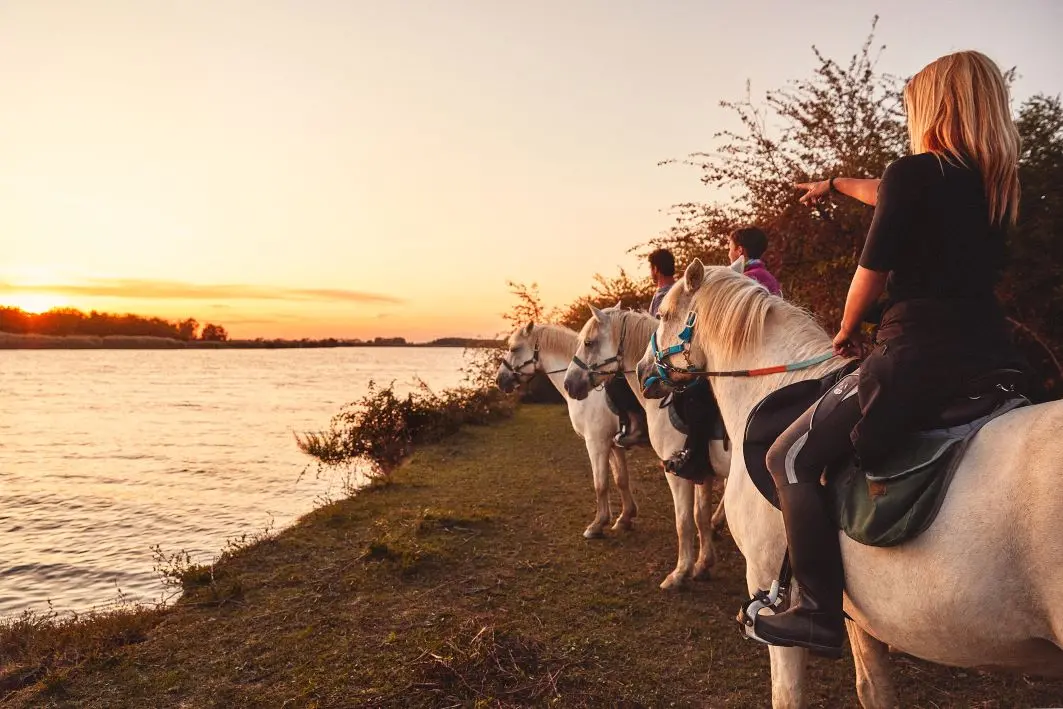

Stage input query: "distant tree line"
[
  {"left": 507, "top": 21, "right": 1063, "bottom": 399},
  {"left": 0, "top": 307, "right": 229, "bottom": 341},
  {"left": 0, "top": 306, "right": 505, "bottom": 349}
]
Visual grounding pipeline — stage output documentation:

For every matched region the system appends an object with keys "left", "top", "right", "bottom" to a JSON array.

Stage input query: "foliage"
[
  {"left": 550, "top": 269, "right": 656, "bottom": 332},
  {"left": 296, "top": 380, "right": 516, "bottom": 480},
  {"left": 0, "top": 306, "right": 226, "bottom": 342},
  {"left": 200, "top": 322, "right": 229, "bottom": 342},
  {"left": 501, "top": 281, "right": 547, "bottom": 330},
  {"left": 647, "top": 19, "right": 907, "bottom": 326},
  {"left": 999, "top": 94, "right": 1063, "bottom": 396},
  {"left": 638, "top": 20, "right": 1063, "bottom": 397}
]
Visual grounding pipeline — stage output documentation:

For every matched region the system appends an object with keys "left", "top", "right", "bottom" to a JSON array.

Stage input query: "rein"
[{"left": 645, "top": 311, "right": 838, "bottom": 389}]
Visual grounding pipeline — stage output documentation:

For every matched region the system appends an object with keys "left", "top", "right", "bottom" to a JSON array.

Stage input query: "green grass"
[{"left": 3, "top": 405, "right": 1061, "bottom": 707}]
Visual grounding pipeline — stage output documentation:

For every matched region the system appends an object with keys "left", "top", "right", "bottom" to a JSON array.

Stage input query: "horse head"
[
  {"left": 564, "top": 304, "right": 626, "bottom": 400},
  {"left": 496, "top": 321, "right": 538, "bottom": 393}
]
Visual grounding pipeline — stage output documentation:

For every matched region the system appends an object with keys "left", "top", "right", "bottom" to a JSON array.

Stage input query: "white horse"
[
  {"left": 562, "top": 305, "right": 731, "bottom": 589},
  {"left": 497, "top": 322, "right": 639, "bottom": 539},
  {"left": 638, "top": 259, "right": 1063, "bottom": 708}
]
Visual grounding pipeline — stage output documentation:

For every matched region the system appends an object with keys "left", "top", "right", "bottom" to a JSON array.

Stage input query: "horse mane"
[
  {"left": 686, "top": 267, "right": 832, "bottom": 365},
  {"left": 529, "top": 323, "right": 578, "bottom": 356},
  {"left": 609, "top": 309, "right": 659, "bottom": 364}
]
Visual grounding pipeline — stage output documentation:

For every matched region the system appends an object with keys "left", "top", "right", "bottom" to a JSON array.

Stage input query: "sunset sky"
[{"left": 2, "top": 1, "right": 1060, "bottom": 340}]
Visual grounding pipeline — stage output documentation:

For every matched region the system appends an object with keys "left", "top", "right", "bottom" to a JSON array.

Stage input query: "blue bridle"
[{"left": 644, "top": 311, "right": 699, "bottom": 390}]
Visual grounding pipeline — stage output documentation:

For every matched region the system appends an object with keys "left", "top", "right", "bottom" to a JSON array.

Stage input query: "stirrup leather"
[{"left": 737, "top": 553, "right": 793, "bottom": 645}]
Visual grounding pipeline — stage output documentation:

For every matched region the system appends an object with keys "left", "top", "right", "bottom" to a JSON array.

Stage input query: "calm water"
[{"left": 0, "top": 348, "right": 467, "bottom": 618}]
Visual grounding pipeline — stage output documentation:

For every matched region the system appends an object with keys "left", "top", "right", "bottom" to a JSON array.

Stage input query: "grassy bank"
[{"left": 3, "top": 406, "right": 1061, "bottom": 707}]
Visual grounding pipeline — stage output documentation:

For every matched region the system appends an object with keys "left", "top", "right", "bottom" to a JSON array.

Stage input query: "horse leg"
[
  {"left": 746, "top": 566, "right": 809, "bottom": 708},
  {"left": 847, "top": 622, "right": 897, "bottom": 709},
  {"left": 583, "top": 440, "right": 612, "bottom": 539},
  {"left": 660, "top": 472, "right": 696, "bottom": 590},
  {"left": 768, "top": 644, "right": 810, "bottom": 709},
  {"left": 609, "top": 448, "right": 638, "bottom": 532},
  {"left": 711, "top": 477, "right": 728, "bottom": 532},
  {"left": 692, "top": 479, "right": 717, "bottom": 579}
]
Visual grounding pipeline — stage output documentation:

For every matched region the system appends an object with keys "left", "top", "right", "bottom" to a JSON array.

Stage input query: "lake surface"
[{"left": 0, "top": 348, "right": 468, "bottom": 618}]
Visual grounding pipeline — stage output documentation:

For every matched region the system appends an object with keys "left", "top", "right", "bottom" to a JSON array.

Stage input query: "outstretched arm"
[
  {"left": 797, "top": 178, "right": 881, "bottom": 207},
  {"left": 833, "top": 266, "right": 888, "bottom": 356}
]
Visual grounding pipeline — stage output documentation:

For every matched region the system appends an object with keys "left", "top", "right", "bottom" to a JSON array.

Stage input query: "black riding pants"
[
  {"left": 766, "top": 373, "right": 861, "bottom": 487},
  {"left": 605, "top": 375, "right": 642, "bottom": 421}
]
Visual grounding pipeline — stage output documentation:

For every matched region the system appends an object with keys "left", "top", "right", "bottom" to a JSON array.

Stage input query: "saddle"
[{"left": 743, "top": 366, "right": 1028, "bottom": 546}]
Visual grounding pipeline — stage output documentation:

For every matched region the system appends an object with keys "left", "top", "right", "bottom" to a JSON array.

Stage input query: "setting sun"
[{"left": 2, "top": 293, "right": 70, "bottom": 314}]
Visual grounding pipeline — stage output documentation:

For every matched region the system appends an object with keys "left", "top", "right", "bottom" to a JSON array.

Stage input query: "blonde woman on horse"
[{"left": 757, "top": 50, "right": 1028, "bottom": 656}]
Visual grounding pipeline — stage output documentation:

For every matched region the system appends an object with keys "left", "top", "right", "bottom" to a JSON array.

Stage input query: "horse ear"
[
  {"left": 589, "top": 305, "right": 605, "bottom": 322},
  {"left": 522, "top": 321, "right": 534, "bottom": 336},
  {"left": 614, "top": 300, "right": 623, "bottom": 310},
  {"left": 684, "top": 258, "right": 706, "bottom": 294},
  {"left": 729, "top": 256, "right": 745, "bottom": 274}
]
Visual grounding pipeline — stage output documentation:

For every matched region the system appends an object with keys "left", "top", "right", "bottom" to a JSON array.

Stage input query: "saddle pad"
[
  {"left": 743, "top": 364, "right": 857, "bottom": 509},
  {"left": 830, "top": 396, "right": 1028, "bottom": 546}
]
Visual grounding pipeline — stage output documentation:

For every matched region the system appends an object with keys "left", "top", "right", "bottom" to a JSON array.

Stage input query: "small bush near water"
[{"left": 297, "top": 348, "right": 517, "bottom": 480}]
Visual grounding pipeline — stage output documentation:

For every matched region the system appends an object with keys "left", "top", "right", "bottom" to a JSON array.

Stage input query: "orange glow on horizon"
[{"left": 2, "top": 293, "right": 71, "bottom": 314}]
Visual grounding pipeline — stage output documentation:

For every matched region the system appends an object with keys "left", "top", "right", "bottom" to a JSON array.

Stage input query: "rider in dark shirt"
[{"left": 753, "top": 50, "right": 1027, "bottom": 657}]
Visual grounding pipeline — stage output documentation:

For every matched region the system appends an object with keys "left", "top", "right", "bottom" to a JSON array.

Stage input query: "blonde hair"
[{"left": 903, "top": 51, "right": 1021, "bottom": 225}]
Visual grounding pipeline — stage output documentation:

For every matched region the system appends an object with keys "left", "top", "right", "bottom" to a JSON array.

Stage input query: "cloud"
[{"left": 0, "top": 278, "right": 404, "bottom": 305}]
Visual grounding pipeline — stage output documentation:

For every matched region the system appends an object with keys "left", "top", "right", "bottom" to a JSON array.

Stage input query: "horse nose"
[
  {"left": 496, "top": 371, "right": 515, "bottom": 393},
  {"left": 564, "top": 371, "right": 588, "bottom": 400}
]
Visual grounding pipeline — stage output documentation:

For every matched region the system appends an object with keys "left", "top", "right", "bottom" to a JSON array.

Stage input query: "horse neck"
[
  {"left": 618, "top": 312, "right": 658, "bottom": 374},
  {"left": 706, "top": 310, "right": 838, "bottom": 445},
  {"left": 534, "top": 327, "right": 577, "bottom": 397},
  {"left": 618, "top": 312, "right": 657, "bottom": 407}
]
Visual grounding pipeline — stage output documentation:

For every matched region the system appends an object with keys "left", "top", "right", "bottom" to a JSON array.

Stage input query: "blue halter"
[{"left": 645, "top": 311, "right": 698, "bottom": 390}]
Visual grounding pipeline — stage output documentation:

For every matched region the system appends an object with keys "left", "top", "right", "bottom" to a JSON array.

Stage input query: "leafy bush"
[{"left": 297, "top": 380, "right": 516, "bottom": 480}]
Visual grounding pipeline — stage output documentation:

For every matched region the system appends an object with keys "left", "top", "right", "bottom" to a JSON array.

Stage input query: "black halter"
[
  {"left": 500, "top": 341, "right": 568, "bottom": 388},
  {"left": 570, "top": 316, "right": 631, "bottom": 387},
  {"left": 499, "top": 343, "right": 541, "bottom": 386}
]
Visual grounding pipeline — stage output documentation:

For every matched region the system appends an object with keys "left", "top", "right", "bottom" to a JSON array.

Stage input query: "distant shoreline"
[{"left": 0, "top": 332, "right": 502, "bottom": 350}]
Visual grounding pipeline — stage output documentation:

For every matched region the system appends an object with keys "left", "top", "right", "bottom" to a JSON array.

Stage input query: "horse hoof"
[
  {"left": 660, "top": 573, "right": 686, "bottom": 590},
  {"left": 691, "top": 563, "right": 713, "bottom": 580},
  {"left": 611, "top": 518, "right": 634, "bottom": 532},
  {"left": 583, "top": 527, "right": 605, "bottom": 539}
]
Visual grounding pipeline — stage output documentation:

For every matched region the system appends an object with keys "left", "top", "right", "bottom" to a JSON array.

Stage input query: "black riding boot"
[
  {"left": 754, "top": 481, "right": 845, "bottom": 658},
  {"left": 615, "top": 410, "right": 649, "bottom": 448},
  {"left": 664, "top": 386, "right": 714, "bottom": 483}
]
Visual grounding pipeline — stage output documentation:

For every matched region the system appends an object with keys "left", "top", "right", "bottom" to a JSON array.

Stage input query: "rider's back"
[
  {"left": 862, "top": 152, "right": 1007, "bottom": 307},
  {"left": 853, "top": 153, "right": 1026, "bottom": 463}
]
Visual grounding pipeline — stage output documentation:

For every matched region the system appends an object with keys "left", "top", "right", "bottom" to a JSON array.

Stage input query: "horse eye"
[{"left": 584, "top": 340, "right": 595, "bottom": 348}]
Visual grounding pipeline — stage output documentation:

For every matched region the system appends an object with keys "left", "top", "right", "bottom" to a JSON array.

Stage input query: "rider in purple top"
[{"left": 729, "top": 227, "right": 782, "bottom": 296}]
